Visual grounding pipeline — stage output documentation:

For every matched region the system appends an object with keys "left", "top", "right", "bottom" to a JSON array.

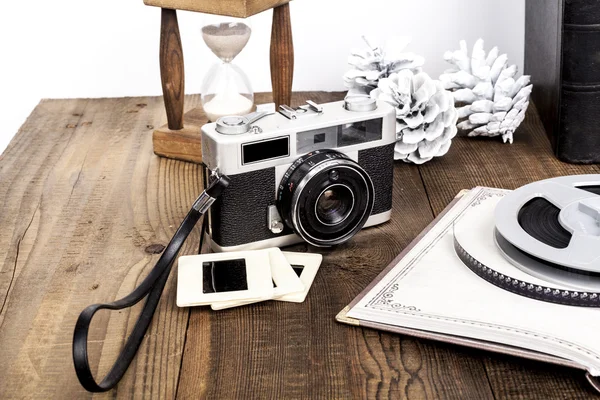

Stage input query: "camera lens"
[
  {"left": 315, "top": 185, "right": 354, "bottom": 225},
  {"left": 277, "top": 150, "right": 374, "bottom": 247}
]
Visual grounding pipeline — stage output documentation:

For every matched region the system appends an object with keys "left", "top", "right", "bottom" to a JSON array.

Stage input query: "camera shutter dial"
[
  {"left": 343, "top": 96, "right": 377, "bottom": 112},
  {"left": 215, "top": 116, "right": 253, "bottom": 135},
  {"left": 215, "top": 110, "right": 271, "bottom": 135}
]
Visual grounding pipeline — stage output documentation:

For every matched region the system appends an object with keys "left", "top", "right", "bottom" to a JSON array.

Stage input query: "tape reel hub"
[{"left": 564, "top": 197, "right": 600, "bottom": 236}]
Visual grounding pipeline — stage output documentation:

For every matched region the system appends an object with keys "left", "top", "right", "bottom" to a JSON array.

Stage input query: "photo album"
[{"left": 337, "top": 184, "right": 600, "bottom": 392}]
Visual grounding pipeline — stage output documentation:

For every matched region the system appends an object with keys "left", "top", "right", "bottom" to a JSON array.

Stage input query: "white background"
[{"left": 0, "top": 0, "right": 524, "bottom": 153}]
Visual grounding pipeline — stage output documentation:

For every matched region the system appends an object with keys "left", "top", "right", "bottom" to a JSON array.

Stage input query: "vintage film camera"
[{"left": 201, "top": 98, "right": 396, "bottom": 251}]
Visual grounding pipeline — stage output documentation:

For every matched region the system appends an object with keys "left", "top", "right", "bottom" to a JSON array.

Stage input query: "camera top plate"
[{"left": 201, "top": 99, "right": 396, "bottom": 175}]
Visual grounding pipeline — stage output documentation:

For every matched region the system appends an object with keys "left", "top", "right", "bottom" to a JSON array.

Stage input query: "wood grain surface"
[
  {"left": 143, "top": 0, "right": 290, "bottom": 19},
  {"left": 270, "top": 3, "right": 294, "bottom": 108},
  {"left": 0, "top": 92, "right": 599, "bottom": 399},
  {"left": 160, "top": 8, "right": 185, "bottom": 131}
]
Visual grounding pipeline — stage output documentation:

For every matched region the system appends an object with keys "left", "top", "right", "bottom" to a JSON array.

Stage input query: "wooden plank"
[
  {"left": 143, "top": 0, "right": 290, "bottom": 18},
  {"left": 179, "top": 165, "right": 495, "bottom": 400},
  {"left": 1, "top": 92, "right": 596, "bottom": 398},
  {"left": 152, "top": 103, "right": 209, "bottom": 164},
  {"left": 418, "top": 102, "right": 600, "bottom": 399},
  {"left": 177, "top": 92, "right": 495, "bottom": 399},
  {"left": 0, "top": 96, "right": 201, "bottom": 398}
]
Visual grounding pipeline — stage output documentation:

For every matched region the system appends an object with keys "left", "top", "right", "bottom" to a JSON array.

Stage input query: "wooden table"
[{"left": 1, "top": 92, "right": 599, "bottom": 399}]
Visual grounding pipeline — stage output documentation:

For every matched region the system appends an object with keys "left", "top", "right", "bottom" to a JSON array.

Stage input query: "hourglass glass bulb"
[
  {"left": 200, "top": 15, "right": 254, "bottom": 121},
  {"left": 201, "top": 16, "right": 252, "bottom": 62}
]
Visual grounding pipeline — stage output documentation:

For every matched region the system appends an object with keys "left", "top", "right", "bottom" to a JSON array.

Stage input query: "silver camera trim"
[
  {"left": 290, "top": 160, "right": 373, "bottom": 246},
  {"left": 201, "top": 99, "right": 396, "bottom": 176},
  {"left": 279, "top": 100, "right": 324, "bottom": 119},
  {"left": 267, "top": 205, "right": 284, "bottom": 234},
  {"left": 215, "top": 110, "right": 273, "bottom": 135},
  {"left": 343, "top": 96, "right": 377, "bottom": 112}
]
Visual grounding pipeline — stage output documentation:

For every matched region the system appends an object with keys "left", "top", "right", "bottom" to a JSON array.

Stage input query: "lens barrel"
[{"left": 277, "top": 150, "right": 374, "bottom": 247}]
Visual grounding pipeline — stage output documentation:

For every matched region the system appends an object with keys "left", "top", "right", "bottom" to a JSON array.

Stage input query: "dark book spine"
[
  {"left": 526, "top": 0, "right": 600, "bottom": 163},
  {"left": 561, "top": 0, "right": 600, "bottom": 163},
  {"left": 525, "top": 0, "right": 563, "bottom": 156}
]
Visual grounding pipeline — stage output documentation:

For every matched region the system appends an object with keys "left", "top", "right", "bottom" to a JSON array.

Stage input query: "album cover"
[{"left": 337, "top": 187, "right": 600, "bottom": 393}]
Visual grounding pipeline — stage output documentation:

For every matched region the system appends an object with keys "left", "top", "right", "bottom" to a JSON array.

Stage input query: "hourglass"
[
  {"left": 149, "top": 2, "right": 294, "bottom": 165},
  {"left": 200, "top": 16, "right": 254, "bottom": 122}
]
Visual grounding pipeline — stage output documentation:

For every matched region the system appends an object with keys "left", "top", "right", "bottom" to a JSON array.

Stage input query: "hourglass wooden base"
[
  {"left": 152, "top": 110, "right": 206, "bottom": 164},
  {"left": 153, "top": 92, "right": 269, "bottom": 164},
  {"left": 149, "top": 2, "right": 294, "bottom": 164}
]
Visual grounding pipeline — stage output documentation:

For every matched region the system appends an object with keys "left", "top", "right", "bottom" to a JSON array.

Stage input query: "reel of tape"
[{"left": 494, "top": 174, "right": 600, "bottom": 291}]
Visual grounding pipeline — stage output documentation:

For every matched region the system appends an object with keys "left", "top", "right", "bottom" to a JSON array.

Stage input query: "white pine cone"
[
  {"left": 344, "top": 36, "right": 424, "bottom": 94},
  {"left": 439, "top": 39, "right": 532, "bottom": 144},
  {"left": 371, "top": 70, "right": 458, "bottom": 164}
]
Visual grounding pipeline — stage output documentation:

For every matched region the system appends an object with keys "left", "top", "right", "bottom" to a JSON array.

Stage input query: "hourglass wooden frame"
[{"left": 144, "top": 0, "right": 294, "bottom": 164}]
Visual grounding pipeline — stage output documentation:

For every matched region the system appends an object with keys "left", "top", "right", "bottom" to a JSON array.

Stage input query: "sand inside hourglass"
[
  {"left": 202, "top": 23, "right": 251, "bottom": 62},
  {"left": 202, "top": 89, "right": 253, "bottom": 122},
  {"left": 202, "top": 22, "right": 254, "bottom": 121}
]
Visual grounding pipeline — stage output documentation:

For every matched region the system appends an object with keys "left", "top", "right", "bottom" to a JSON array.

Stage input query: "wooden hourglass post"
[
  {"left": 152, "top": 2, "right": 294, "bottom": 164},
  {"left": 270, "top": 3, "right": 294, "bottom": 108},
  {"left": 160, "top": 8, "right": 185, "bottom": 131}
]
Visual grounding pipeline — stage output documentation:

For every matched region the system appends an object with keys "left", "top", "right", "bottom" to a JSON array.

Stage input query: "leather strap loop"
[{"left": 73, "top": 175, "right": 228, "bottom": 392}]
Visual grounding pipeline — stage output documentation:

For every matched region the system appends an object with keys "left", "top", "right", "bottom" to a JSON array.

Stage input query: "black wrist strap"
[{"left": 73, "top": 175, "right": 229, "bottom": 392}]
